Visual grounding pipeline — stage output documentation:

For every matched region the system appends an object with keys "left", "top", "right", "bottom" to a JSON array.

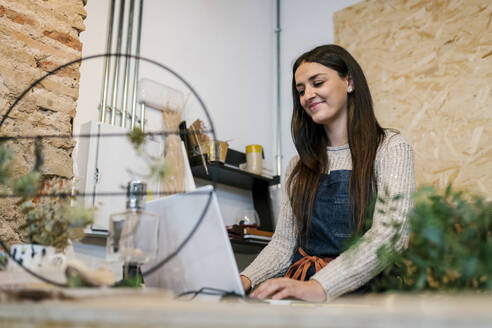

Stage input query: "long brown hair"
[{"left": 287, "top": 45, "right": 385, "bottom": 234}]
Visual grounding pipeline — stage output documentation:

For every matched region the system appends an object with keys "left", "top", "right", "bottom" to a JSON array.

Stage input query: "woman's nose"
[{"left": 304, "top": 86, "right": 315, "bottom": 99}]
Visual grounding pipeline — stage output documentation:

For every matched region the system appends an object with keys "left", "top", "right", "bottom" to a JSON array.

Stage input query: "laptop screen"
[{"left": 141, "top": 185, "right": 245, "bottom": 297}]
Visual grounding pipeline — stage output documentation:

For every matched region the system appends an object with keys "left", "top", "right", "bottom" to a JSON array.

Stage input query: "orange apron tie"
[{"left": 284, "top": 248, "right": 334, "bottom": 281}]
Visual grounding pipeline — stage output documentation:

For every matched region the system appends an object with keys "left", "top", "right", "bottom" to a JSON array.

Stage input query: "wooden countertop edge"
[{"left": 1, "top": 293, "right": 492, "bottom": 328}]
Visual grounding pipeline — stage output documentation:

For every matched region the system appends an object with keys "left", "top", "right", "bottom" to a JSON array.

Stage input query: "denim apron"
[{"left": 289, "top": 170, "right": 372, "bottom": 293}]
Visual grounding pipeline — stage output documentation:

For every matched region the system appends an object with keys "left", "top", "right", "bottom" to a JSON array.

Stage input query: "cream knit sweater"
[{"left": 241, "top": 130, "right": 416, "bottom": 301}]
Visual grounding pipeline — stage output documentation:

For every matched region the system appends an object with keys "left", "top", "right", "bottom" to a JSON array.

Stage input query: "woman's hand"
[
  {"left": 249, "top": 278, "right": 327, "bottom": 302},
  {"left": 240, "top": 275, "right": 252, "bottom": 293}
]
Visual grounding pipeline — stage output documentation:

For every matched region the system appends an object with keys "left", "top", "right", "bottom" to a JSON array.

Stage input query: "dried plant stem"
[{"left": 161, "top": 107, "right": 184, "bottom": 195}]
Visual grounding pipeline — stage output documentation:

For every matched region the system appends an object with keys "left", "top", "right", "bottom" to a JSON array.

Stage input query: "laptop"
[{"left": 142, "top": 185, "right": 245, "bottom": 297}]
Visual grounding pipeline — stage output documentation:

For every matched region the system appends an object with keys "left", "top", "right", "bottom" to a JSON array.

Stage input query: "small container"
[
  {"left": 206, "top": 140, "right": 228, "bottom": 163},
  {"left": 246, "top": 144, "right": 262, "bottom": 175},
  {"left": 7, "top": 244, "right": 66, "bottom": 272}
]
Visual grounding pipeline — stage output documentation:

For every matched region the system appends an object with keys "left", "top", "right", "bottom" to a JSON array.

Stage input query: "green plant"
[
  {"left": 66, "top": 272, "right": 91, "bottom": 288},
  {"left": 128, "top": 127, "right": 146, "bottom": 154},
  {"left": 12, "top": 171, "right": 42, "bottom": 201},
  {"left": 373, "top": 185, "right": 492, "bottom": 292},
  {"left": 114, "top": 274, "right": 143, "bottom": 288},
  {"left": 0, "top": 143, "right": 95, "bottom": 249},
  {"left": 20, "top": 182, "right": 95, "bottom": 250}
]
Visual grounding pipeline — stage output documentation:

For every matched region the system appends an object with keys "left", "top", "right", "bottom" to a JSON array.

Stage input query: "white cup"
[{"left": 8, "top": 244, "right": 66, "bottom": 272}]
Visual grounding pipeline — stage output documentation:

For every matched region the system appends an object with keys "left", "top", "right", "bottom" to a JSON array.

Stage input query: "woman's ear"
[{"left": 347, "top": 75, "right": 354, "bottom": 93}]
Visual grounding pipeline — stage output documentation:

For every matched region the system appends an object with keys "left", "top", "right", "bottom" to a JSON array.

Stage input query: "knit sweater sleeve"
[
  {"left": 240, "top": 156, "right": 299, "bottom": 288},
  {"left": 311, "top": 134, "right": 416, "bottom": 301}
]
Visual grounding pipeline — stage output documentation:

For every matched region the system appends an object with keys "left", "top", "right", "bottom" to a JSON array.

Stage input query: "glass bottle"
[{"left": 107, "top": 181, "right": 159, "bottom": 272}]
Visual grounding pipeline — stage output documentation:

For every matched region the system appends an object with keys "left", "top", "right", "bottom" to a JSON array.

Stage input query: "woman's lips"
[{"left": 308, "top": 101, "right": 323, "bottom": 111}]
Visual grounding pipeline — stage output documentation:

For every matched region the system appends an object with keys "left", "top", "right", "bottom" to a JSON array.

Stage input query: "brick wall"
[{"left": 0, "top": 0, "right": 87, "bottom": 247}]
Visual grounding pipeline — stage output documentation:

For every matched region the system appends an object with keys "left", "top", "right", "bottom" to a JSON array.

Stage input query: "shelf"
[
  {"left": 189, "top": 152, "right": 280, "bottom": 232},
  {"left": 229, "top": 236, "right": 267, "bottom": 254},
  {"left": 189, "top": 155, "right": 279, "bottom": 190}
]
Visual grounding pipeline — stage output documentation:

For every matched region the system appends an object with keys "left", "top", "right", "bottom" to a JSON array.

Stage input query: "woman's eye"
[
  {"left": 313, "top": 81, "right": 324, "bottom": 87},
  {"left": 298, "top": 90, "right": 305, "bottom": 96}
]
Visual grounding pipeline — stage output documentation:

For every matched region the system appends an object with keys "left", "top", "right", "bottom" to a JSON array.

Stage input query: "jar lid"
[
  {"left": 126, "top": 180, "right": 147, "bottom": 210},
  {"left": 246, "top": 144, "right": 262, "bottom": 153}
]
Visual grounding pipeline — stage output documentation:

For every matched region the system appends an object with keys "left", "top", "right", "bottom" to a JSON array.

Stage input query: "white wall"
[
  {"left": 76, "top": 0, "right": 275, "bottom": 162},
  {"left": 278, "top": 0, "right": 362, "bottom": 178},
  {"left": 139, "top": 0, "right": 275, "bottom": 161}
]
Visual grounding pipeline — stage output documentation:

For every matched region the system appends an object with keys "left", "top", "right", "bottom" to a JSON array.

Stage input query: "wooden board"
[{"left": 334, "top": 0, "right": 491, "bottom": 198}]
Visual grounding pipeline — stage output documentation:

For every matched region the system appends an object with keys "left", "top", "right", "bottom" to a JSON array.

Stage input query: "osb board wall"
[
  {"left": 0, "top": 0, "right": 87, "bottom": 246},
  {"left": 334, "top": 0, "right": 491, "bottom": 197}
]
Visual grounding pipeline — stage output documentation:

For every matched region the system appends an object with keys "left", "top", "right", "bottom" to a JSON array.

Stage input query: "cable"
[
  {"left": 176, "top": 287, "right": 243, "bottom": 300},
  {"left": 0, "top": 189, "right": 212, "bottom": 199},
  {"left": 0, "top": 129, "right": 213, "bottom": 141}
]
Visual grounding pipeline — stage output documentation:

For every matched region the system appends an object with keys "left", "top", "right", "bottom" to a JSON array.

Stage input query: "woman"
[{"left": 240, "top": 45, "right": 415, "bottom": 302}]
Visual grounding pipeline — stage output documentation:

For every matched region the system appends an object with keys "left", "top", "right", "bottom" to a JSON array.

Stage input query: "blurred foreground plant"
[
  {"left": 0, "top": 143, "right": 94, "bottom": 249},
  {"left": 373, "top": 185, "right": 492, "bottom": 292},
  {"left": 20, "top": 182, "right": 95, "bottom": 250}
]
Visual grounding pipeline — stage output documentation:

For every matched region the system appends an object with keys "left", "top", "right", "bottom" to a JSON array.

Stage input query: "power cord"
[{"left": 176, "top": 287, "right": 243, "bottom": 301}]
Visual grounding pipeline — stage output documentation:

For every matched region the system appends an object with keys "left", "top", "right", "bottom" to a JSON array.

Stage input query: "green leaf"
[
  {"left": 422, "top": 225, "right": 443, "bottom": 245},
  {"left": 114, "top": 274, "right": 143, "bottom": 288},
  {"left": 12, "top": 172, "right": 42, "bottom": 199},
  {"left": 128, "top": 128, "right": 146, "bottom": 152}
]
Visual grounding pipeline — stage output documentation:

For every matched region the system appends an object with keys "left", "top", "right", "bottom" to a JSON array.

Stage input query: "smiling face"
[{"left": 294, "top": 61, "right": 353, "bottom": 131}]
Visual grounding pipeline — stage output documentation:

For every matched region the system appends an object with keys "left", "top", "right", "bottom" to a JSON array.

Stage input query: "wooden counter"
[{"left": 1, "top": 286, "right": 491, "bottom": 328}]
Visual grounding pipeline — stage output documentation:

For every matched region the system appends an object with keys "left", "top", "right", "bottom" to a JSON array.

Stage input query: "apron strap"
[{"left": 284, "top": 248, "right": 334, "bottom": 281}]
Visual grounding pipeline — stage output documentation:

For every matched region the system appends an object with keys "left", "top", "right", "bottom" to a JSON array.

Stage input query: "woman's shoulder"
[
  {"left": 375, "top": 129, "right": 414, "bottom": 163},
  {"left": 379, "top": 128, "right": 413, "bottom": 151}
]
